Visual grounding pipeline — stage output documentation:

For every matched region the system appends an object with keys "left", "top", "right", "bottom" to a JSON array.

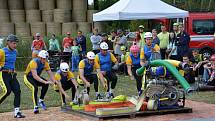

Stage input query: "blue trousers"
[{"left": 71, "top": 55, "right": 80, "bottom": 72}]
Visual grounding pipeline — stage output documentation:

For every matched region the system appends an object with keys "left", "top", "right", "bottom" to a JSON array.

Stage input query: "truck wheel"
[{"left": 200, "top": 49, "right": 213, "bottom": 57}]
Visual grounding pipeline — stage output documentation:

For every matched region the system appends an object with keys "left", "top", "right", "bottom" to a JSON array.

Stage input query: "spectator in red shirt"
[
  {"left": 62, "top": 32, "right": 73, "bottom": 52},
  {"left": 31, "top": 33, "right": 47, "bottom": 58}
]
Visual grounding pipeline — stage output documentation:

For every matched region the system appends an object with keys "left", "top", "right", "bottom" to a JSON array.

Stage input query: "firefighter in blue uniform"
[{"left": 0, "top": 34, "right": 25, "bottom": 118}]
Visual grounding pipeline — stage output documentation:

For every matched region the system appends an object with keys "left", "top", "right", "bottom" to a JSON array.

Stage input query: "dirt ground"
[{"left": 0, "top": 100, "right": 215, "bottom": 121}]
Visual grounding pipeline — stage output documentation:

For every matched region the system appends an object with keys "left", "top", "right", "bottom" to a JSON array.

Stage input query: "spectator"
[
  {"left": 202, "top": 54, "right": 215, "bottom": 85},
  {"left": 31, "top": 33, "right": 47, "bottom": 58},
  {"left": 90, "top": 28, "right": 102, "bottom": 54},
  {"left": 133, "top": 32, "right": 141, "bottom": 47},
  {"left": 48, "top": 34, "right": 61, "bottom": 52},
  {"left": 173, "top": 23, "right": 179, "bottom": 36},
  {"left": 152, "top": 29, "right": 160, "bottom": 45},
  {"left": 182, "top": 55, "right": 195, "bottom": 84},
  {"left": 176, "top": 23, "right": 190, "bottom": 61},
  {"left": 114, "top": 29, "right": 127, "bottom": 58},
  {"left": 71, "top": 40, "right": 81, "bottom": 75},
  {"left": 138, "top": 25, "right": 146, "bottom": 48},
  {"left": 101, "top": 33, "right": 114, "bottom": 53},
  {"left": 190, "top": 49, "right": 205, "bottom": 75},
  {"left": 119, "top": 46, "right": 129, "bottom": 75},
  {"left": 157, "top": 25, "right": 169, "bottom": 59},
  {"left": 75, "top": 30, "right": 86, "bottom": 58},
  {"left": 62, "top": 32, "right": 73, "bottom": 52},
  {"left": 166, "top": 32, "right": 177, "bottom": 60},
  {"left": 0, "top": 36, "right": 4, "bottom": 49},
  {"left": 109, "top": 30, "right": 117, "bottom": 42}
]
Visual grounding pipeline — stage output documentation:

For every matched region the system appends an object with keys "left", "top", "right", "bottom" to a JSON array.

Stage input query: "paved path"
[{"left": 0, "top": 100, "right": 215, "bottom": 121}]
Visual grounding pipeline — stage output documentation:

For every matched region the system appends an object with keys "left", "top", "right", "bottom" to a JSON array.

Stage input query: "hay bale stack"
[
  {"left": 87, "top": 10, "right": 99, "bottom": 22},
  {"left": 57, "top": 0, "right": 72, "bottom": 10},
  {"left": 0, "top": 23, "right": 15, "bottom": 36},
  {"left": 72, "top": 10, "right": 86, "bottom": 22},
  {"left": 72, "top": 0, "right": 87, "bottom": 22},
  {"left": 39, "top": 0, "right": 55, "bottom": 10},
  {"left": 30, "top": 22, "right": 46, "bottom": 36},
  {"left": 46, "top": 22, "right": 61, "bottom": 36},
  {"left": 26, "top": 10, "right": 41, "bottom": 22},
  {"left": 0, "top": 0, "right": 8, "bottom": 9},
  {"left": 8, "top": 0, "right": 24, "bottom": 10},
  {"left": 77, "top": 22, "right": 91, "bottom": 35},
  {"left": 54, "top": 9, "right": 71, "bottom": 23},
  {"left": 24, "top": 0, "right": 39, "bottom": 10},
  {"left": 15, "top": 23, "right": 30, "bottom": 36},
  {"left": 62, "top": 22, "right": 77, "bottom": 35},
  {"left": 9, "top": 10, "right": 25, "bottom": 23},
  {"left": 42, "top": 10, "right": 53, "bottom": 22},
  {"left": 72, "top": 0, "right": 87, "bottom": 10},
  {"left": 0, "top": 9, "right": 10, "bottom": 22}
]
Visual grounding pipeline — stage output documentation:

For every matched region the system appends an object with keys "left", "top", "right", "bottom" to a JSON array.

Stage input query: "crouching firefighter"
[
  {"left": 24, "top": 50, "right": 66, "bottom": 114},
  {"left": 54, "top": 62, "right": 79, "bottom": 106}
]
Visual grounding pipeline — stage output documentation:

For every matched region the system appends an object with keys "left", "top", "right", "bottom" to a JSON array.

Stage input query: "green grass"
[
  {"left": 0, "top": 72, "right": 215, "bottom": 113},
  {"left": 0, "top": 72, "right": 136, "bottom": 113}
]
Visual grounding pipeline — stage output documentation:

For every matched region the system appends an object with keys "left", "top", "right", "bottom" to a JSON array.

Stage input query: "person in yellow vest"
[
  {"left": 54, "top": 62, "right": 78, "bottom": 106},
  {"left": 139, "top": 25, "right": 146, "bottom": 48}
]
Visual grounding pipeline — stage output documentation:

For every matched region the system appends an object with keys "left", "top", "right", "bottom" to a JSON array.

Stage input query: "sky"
[{"left": 88, "top": 0, "right": 93, "bottom": 5}]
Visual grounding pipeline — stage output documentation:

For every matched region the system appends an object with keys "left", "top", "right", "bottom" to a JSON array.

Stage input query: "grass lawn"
[{"left": 0, "top": 71, "right": 215, "bottom": 113}]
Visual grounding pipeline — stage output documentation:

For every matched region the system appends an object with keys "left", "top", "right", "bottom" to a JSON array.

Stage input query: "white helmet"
[
  {"left": 60, "top": 62, "right": 69, "bottom": 72},
  {"left": 87, "top": 51, "right": 95, "bottom": 59},
  {"left": 100, "top": 42, "right": 108, "bottom": 50},
  {"left": 38, "top": 50, "right": 49, "bottom": 58},
  {"left": 144, "top": 32, "right": 152, "bottom": 38},
  {"left": 35, "top": 33, "right": 40, "bottom": 37}
]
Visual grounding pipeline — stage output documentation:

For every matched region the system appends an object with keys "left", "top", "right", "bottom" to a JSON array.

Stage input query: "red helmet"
[
  {"left": 211, "top": 54, "right": 215, "bottom": 61},
  {"left": 130, "top": 45, "right": 140, "bottom": 53}
]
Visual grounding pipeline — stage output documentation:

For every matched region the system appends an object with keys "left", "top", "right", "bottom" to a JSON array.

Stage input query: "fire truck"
[{"left": 153, "top": 12, "right": 215, "bottom": 57}]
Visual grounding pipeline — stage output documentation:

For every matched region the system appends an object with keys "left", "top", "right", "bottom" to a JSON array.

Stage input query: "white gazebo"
[{"left": 93, "top": 0, "right": 189, "bottom": 21}]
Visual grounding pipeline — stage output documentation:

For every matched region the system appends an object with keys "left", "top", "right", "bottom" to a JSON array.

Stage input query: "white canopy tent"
[{"left": 93, "top": 0, "right": 189, "bottom": 21}]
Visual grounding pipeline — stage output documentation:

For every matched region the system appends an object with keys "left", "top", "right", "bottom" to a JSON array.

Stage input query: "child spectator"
[
  {"left": 119, "top": 46, "right": 129, "bottom": 75},
  {"left": 71, "top": 40, "right": 81, "bottom": 76}
]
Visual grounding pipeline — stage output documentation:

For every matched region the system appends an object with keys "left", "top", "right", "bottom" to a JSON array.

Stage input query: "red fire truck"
[{"left": 153, "top": 12, "right": 215, "bottom": 57}]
